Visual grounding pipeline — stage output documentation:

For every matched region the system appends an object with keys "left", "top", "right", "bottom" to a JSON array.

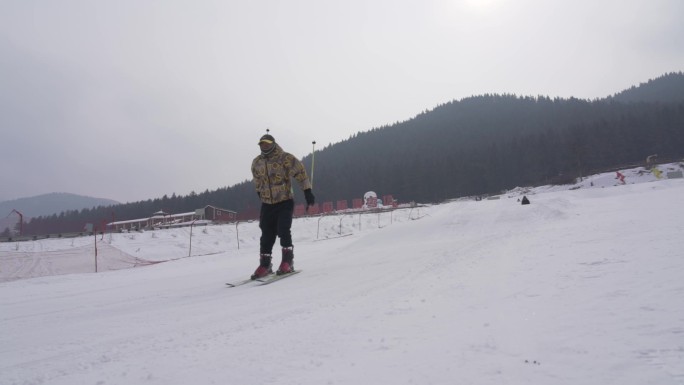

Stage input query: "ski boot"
[
  {"left": 251, "top": 254, "right": 273, "bottom": 280},
  {"left": 276, "top": 247, "right": 295, "bottom": 275}
]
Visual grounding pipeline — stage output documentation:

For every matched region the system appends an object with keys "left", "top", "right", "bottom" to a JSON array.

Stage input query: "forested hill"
[
  {"left": 301, "top": 72, "right": 684, "bottom": 203},
  {"left": 610, "top": 71, "right": 684, "bottom": 103},
  {"left": 16, "top": 72, "right": 684, "bottom": 236}
]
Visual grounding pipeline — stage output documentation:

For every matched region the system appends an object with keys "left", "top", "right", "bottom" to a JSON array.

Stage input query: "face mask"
[{"left": 259, "top": 142, "right": 275, "bottom": 155}]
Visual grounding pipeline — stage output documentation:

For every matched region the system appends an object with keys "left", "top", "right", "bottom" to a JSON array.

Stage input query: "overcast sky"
[{"left": 1, "top": 0, "right": 682, "bottom": 204}]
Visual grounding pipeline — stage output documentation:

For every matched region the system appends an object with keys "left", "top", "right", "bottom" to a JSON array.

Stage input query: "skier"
[{"left": 251, "top": 133, "right": 315, "bottom": 279}]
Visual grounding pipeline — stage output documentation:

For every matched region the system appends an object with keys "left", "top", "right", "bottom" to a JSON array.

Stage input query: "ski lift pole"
[
  {"left": 94, "top": 226, "right": 98, "bottom": 273},
  {"left": 310, "top": 141, "right": 316, "bottom": 188},
  {"left": 189, "top": 219, "right": 197, "bottom": 257},
  {"left": 236, "top": 221, "right": 241, "bottom": 250}
]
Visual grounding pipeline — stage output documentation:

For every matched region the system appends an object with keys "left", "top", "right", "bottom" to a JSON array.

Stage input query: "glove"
[{"left": 304, "top": 189, "right": 315, "bottom": 208}]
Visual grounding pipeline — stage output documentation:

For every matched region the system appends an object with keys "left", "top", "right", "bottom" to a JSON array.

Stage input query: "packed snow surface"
[{"left": 1, "top": 164, "right": 683, "bottom": 385}]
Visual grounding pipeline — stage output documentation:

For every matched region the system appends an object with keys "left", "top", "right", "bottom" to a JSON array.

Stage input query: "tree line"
[{"left": 10, "top": 72, "right": 684, "bottom": 236}]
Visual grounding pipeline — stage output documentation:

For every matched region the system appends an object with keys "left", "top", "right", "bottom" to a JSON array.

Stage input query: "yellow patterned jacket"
[{"left": 251, "top": 144, "right": 312, "bottom": 204}]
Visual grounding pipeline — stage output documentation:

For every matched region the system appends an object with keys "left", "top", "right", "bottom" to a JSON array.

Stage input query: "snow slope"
[{"left": 1, "top": 165, "right": 683, "bottom": 385}]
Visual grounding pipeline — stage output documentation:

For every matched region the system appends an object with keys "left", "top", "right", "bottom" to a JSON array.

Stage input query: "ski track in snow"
[{"left": 1, "top": 164, "right": 684, "bottom": 385}]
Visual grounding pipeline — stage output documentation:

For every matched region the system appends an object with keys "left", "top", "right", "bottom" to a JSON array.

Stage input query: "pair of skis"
[{"left": 225, "top": 270, "right": 301, "bottom": 287}]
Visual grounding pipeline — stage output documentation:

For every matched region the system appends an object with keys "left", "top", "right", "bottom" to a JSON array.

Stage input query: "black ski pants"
[{"left": 259, "top": 199, "right": 294, "bottom": 254}]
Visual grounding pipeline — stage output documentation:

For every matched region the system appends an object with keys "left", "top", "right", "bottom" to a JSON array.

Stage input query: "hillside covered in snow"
[{"left": 1, "top": 163, "right": 683, "bottom": 385}]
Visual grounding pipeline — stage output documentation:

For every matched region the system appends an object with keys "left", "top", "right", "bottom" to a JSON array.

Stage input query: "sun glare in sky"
[{"left": 464, "top": 0, "right": 503, "bottom": 12}]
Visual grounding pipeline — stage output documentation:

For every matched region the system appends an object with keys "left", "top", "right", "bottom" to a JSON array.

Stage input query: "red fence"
[
  {"left": 292, "top": 193, "right": 397, "bottom": 217},
  {"left": 383, "top": 195, "right": 397, "bottom": 207}
]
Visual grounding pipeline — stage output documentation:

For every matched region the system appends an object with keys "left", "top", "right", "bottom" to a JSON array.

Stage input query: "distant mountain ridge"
[
  {"left": 0, "top": 193, "right": 119, "bottom": 219},
  {"left": 1, "top": 193, "right": 119, "bottom": 234}
]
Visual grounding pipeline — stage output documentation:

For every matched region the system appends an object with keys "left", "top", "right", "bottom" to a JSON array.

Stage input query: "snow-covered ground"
[{"left": 1, "top": 163, "right": 683, "bottom": 385}]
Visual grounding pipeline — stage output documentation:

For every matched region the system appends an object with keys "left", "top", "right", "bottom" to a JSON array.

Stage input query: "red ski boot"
[
  {"left": 251, "top": 254, "right": 273, "bottom": 280},
  {"left": 276, "top": 247, "right": 295, "bottom": 275}
]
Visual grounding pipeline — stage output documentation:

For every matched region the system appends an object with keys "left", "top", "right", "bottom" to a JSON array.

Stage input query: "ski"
[
  {"left": 225, "top": 279, "right": 254, "bottom": 288},
  {"left": 255, "top": 270, "right": 301, "bottom": 285},
  {"left": 225, "top": 273, "right": 274, "bottom": 287}
]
